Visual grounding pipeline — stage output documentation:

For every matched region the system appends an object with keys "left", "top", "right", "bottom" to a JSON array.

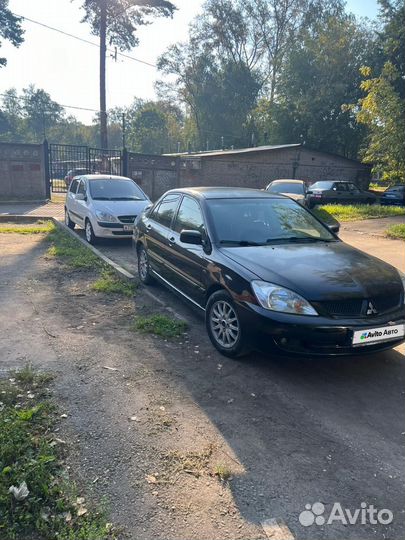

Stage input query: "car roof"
[
  {"left": 269, "top": 179, "right": 305, "bottom": 184},
  {"left": 165, "top": 187, "right": 287, "bottom": 200},
  {"left": 83, "top": 174, "right": 132, "bottom": 181}
]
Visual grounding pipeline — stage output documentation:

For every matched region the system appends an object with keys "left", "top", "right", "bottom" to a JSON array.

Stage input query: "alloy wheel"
[{"left": 210, "top": 300, "right": 240, "bottom": 348}]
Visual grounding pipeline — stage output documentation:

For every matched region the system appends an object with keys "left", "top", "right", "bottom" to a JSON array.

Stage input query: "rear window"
[
  {"left": 267, "top": 182, "right": 305, "bottom": 195},
  {"left": 310, "top": 181, "right": 334, "bottom": 190}
]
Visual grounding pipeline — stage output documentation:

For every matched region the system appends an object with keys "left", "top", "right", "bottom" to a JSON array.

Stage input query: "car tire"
[
  {"left": 137, "top": 244, "right": 155, "bottom": 285},
  {"left": 206, "top": 290, "right": 249, "bottom": 358},
  {"left": 64, "top": 208, "right": 75, "bottom": 229},
  {"left": 85, "top": 218, "right": 97, "bottom": 245}
]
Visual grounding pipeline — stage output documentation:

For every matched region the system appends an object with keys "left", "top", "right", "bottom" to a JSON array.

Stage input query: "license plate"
[
  {"left": 123, "top": 224, "right": 134, "bottom": 231},
  {"left": 352, "top": 323, "right": 405, "bottom": 346}
]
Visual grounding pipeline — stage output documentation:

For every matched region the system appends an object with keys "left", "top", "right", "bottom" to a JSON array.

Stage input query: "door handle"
[
  {"left": 146, "top": 224, "right": 152, "bottom": 230},
  {"left": 169, "top": 236, "right": 176, "bottom": 245}
]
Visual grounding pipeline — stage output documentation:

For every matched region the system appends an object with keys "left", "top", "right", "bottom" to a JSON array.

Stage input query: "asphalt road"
[
  {"left": 1, "top": 226, "right": 404, "bottom": 540},
  {"left": 72, "top": 222, "right": 405, "bottom": 539}
]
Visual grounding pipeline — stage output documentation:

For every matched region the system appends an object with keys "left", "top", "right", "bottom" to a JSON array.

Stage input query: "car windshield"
[
  {"left": 310, "top": 181, "right": 334, "bottom": 190},
  {"left": 267, "top": 182, "right": 305, "bottom": 195},
  {"left": 206, "top": 198, "right": 335, "bottom": 245},
  {"left": 89, "top": 179, "right": 146, "bottom": 200}
]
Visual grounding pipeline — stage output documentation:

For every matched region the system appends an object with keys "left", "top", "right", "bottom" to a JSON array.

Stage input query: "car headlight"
[
  {"left": 398, "top": 270, "right": 405, "bottom": 303},
  {"left": 95, "top": 211, "right": 117, "bottom": 222},
  {"left": 251, "top": 280, "right": 318, "bottom": 316}
]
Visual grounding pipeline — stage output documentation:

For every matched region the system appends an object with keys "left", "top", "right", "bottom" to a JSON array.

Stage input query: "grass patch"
[
  {"left": 91, "top": 269, "right": 136, "bottom": 297},
  {"left": 0, "top": 366, "right": 115, "bottom": 540},
  {"left": 314, "top": 204, "right": 405, "bottom": 222},
  {"left": 134, "top": 314, "right": 188, "bottom": 339},
  {"left": 162, "top": 445, "right": 214, "bottom": 479},
  {"left": 0, "top": 221, "right": 54, "bottom": 235},
  {"left": 386, "top": 224, "right": 405, "bottom": 240},
  {"left": 46, "top": 227, "right": 101, "bottom": 270},
  {"left": 213, "top": 463, "right": 233, "bottom": 482}
]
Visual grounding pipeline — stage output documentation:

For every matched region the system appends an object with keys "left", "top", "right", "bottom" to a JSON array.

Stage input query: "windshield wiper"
[
  {"left": 92, "top": 196, "right": 112, "bottom": 200},
  {"left": 220, "top": 240, "right": 265, "bottom": 246},
  {"left": 267, "top": 236, "right": 334, "bottom": 243},
  {"left": 110, "top": 197, "right": 142, "bottom": 201}
]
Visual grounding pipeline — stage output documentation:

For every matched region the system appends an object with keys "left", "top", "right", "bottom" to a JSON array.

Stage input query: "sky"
[{"left": 1, "top": 0, "right": 380, "bottom": 124}]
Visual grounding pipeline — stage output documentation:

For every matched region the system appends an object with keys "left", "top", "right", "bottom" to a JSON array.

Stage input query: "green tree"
[
  {"left": 354, "top": 63, "right": 405, "bottom": 183},
  {"left": 80, "top": 0, "right": 176, "bottom": 148},
  {"left": 255, "top": 14, "right": 377, "bottom": 158},
  {"left": 0, "top": 0, "right": 24, "bottom": 67}
]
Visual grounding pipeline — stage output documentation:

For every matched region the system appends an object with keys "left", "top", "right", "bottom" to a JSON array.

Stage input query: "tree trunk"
[{"left": 99, "top": 0, "right": 108, "bottom": 148}]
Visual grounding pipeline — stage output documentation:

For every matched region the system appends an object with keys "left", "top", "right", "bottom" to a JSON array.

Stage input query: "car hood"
[
  {"left": 221, "top": 241, "right": 402, "bottom": 301},
  {"left": 91, "top": 199, "right": 150, "bottom": 217}
]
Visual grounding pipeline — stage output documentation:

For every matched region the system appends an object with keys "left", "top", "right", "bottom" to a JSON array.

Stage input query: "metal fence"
[{"left": 49, "top": 143, "right": 122, "bottom": 192}]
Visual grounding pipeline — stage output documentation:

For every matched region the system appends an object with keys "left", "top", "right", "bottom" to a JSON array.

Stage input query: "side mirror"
[
  {"left": 180, "top": 230, "right": 203, "bottom": 245},
  {"left": 306, "top": 190, "right": 313, "bottom": 195},
  {"left": 327, "top": 222, "right": 340, "bottom": 234},
  {"left": 75, "top": 193, "right": 86, "bottom": 201}
]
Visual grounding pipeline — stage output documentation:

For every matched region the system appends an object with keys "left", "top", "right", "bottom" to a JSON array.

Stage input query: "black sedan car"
[
  {"left": 306, "top": 181, "right": 377, "bottom": 208},
  {"left": 380, "top": 185, "right": 405, "bottom": 206},
  {"left": 134, "top": 188, "right": 405, "bottom": 357}
]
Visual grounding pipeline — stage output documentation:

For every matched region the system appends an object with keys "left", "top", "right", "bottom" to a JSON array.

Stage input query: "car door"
[
  {"left": 144, "top": 194, "right": 181, "bottom": 278},
  {"left": 66, "top": 178, "right": 80, "bottom": 223},
  {"left": 347, "top": 183, "right": 365, "bottom": 203},
  {"left": 165, "top": 195, "right": 207, "bottom": 306},
  {"left": 75, "top": 178, "right": 88, "bottom": 225},
  {"left": 331, "top": 182, "right": 349, "bottom": 203}
]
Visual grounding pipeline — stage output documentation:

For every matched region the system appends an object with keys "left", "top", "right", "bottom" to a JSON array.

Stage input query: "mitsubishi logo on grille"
[{"left": 366, "top": 301, "right": 378, "bottom": 315}]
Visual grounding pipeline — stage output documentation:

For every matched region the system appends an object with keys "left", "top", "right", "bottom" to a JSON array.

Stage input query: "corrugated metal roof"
[{"left": 165, "top": 144, "right": 302, "bottom": 158}]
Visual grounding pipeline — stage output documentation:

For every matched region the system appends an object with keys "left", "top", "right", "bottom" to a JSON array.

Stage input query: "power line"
[
  {"left": 0, "top": 92, "right": 100, "bottom": 114},
  {"left": 13, "top": 12, "right": 157, "bottom": 68}
]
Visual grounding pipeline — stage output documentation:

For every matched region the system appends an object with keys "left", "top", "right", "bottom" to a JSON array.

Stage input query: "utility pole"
[
  {"left": 99, "top": 0, "right": 108, "bottom": 149},
  {"left": 122, "top": 113, "right": 126, "bottom": 149}
]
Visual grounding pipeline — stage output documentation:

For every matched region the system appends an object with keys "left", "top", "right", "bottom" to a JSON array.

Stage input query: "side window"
[
  {"left": 151, "top": 195, "right": 180, "bottom": 228},
  {"left": 70, "top": 179, "right": 79, "bottom": 193},
  {"left": 174, "top": 196, "right": 205, "bottom": 234},
  {"left": 332, "top": 183, "right": 339, "bottom": 191},
  {"left": 77, "top": 180, "right": 86, "bottom": 195},
  {"left": 349, "top": 183, "right": 360, "bottom": 192}
]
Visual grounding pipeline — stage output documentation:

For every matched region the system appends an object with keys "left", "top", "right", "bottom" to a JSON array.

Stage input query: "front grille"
[
  {"left": 320, "top": 299, "right": 363, "bottom": 317},
  {"left": 318, "top": 293, "right": 402, "bottom": 318},
  {"left": 118, "top": 215, "right": 137, "bottom": 224}
]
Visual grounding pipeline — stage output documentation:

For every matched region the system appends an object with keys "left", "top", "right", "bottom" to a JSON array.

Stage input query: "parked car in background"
[
  {"left": 64, "top": 168, "right": 88, "bottom": 188},
  {"left": 65, "top": 174, "right": 150, "bottom": 244},
  {"left": 306, "top": 181, "right": 377, "bottom": 208},
  {"left": 134, "top": 187, "right": 405, "bottom": 358},
  {"left": 265, "top": 179, "right": 307, "bottom": 205},
  {"left": 380, "top": 185, "right": 405, "bottom": 206}
]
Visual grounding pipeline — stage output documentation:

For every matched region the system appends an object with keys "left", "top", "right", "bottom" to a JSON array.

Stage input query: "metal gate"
[{"left": 49, "top": 144, "right": 122, "bottom": 193}]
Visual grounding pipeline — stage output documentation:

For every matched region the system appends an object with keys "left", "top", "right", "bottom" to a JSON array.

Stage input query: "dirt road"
[{"left": 0, "top": 232, "right": 404, "bottom": 540}]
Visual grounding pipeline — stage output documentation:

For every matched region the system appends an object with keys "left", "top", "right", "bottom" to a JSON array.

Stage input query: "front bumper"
[
  {"left": 238, "top": 302, "right": 405, "bottom": 356},
  {"left": 93, "top": 221, "right": 134, "bottom": 238}
]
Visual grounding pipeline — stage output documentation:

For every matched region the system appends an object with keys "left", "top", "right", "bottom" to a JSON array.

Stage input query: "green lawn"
[
  {"left": 386, "top": 224, "right": 405, "bottom": 240},
  {"left": 314, "top": 204, "right": 405, "bottom": 222},
  {"left": 0, "top": 221, "right": 54, "bottom": 234}
]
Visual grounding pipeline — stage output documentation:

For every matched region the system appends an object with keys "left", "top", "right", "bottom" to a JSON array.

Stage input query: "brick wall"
[
  {"left": 179, "top": 147, "right": 371, "bottom": 190},
  {"left": 0, "top": 142, "right": 47, "bottom": 201}
]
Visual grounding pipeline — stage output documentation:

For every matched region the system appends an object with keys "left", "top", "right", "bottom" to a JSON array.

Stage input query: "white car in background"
[{"left": 65, "top": 174, "right": 151, "bottom": 244}]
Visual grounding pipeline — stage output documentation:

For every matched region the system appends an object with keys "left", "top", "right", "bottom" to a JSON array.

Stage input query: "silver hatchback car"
[{"left": 64, "top": 174, "right": 151, "bottom": 244}]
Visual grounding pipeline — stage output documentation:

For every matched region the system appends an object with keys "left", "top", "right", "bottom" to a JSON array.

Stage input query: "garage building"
[{"left": 171, "top": 144, "right": 371, "bottom": 191}]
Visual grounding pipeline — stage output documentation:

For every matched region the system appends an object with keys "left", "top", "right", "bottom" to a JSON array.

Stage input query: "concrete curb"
[{"left": 0, "top": 214, "right": 136, "bottom": 282}]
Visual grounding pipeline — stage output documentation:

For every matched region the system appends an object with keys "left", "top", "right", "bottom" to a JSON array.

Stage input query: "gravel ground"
[{"left": 0, "top": 232, "right": 404, "bottom": 540}]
